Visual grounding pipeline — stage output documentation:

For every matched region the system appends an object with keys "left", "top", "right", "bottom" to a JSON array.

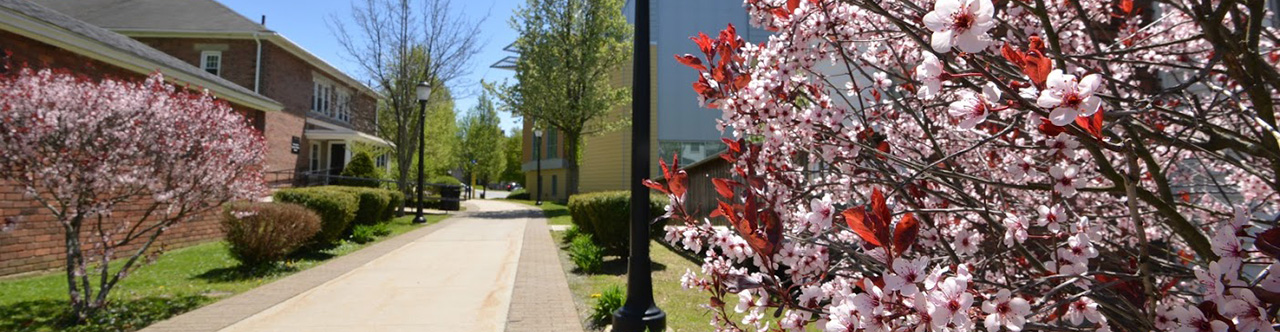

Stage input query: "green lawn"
[
  {"left": 506, "top": 199, "right": 571, "bottom": 226},
  {"left": 0, "top": 213, "right": 448, "bottom": 332},
  {"left": 550, "top": 231, "right": 715, "bottom": 331}
]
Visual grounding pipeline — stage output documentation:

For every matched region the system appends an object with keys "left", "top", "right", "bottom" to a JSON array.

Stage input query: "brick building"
[
  {"left": 0, "top": 0, "right": 285, "bottom": 276},
  {"left": 33, "top": 0, "right": 391, "bottom": 181}
]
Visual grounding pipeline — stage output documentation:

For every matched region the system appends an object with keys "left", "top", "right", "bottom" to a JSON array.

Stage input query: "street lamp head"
[
  {"left": 416, "top": 82, "right": 432, "bottom": 102},
  {"left": 533, "top": 129, "right": 543, "bottom": 138}
]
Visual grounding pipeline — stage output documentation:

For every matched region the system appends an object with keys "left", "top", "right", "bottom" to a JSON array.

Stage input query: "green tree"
[
  {"left": 458, "top": 90, "right": 505, "bottom": 187},
  {"left": 331, "top": 0, "right": 480, "bottom": 209},
  {"left": 487, "top": 0, "right": 631, "bottom": 197},
  {"left": 500, "top": 130, "right": 524, "bottom": 185}
]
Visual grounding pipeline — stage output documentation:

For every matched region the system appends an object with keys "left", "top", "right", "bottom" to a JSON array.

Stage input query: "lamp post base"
[
  {"left": 411, "top": 215, "right": 427, "bottom": 224},
  {"left": 611, "top": 304, "right": 665, "bottom": 332}
]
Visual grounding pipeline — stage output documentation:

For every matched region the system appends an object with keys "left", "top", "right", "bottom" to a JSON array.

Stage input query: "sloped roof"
[
  {"left": 0, "top": 0, "right": 282, "bottom": 111},
  {"left": 29, "top": 0, "right": 271, "bottom": 34}
]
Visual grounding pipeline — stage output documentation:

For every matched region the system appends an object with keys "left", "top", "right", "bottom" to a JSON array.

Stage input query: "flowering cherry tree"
[
  {"left": 660, "top": 0, "right": 1280, "bottom": 330},
  {"left": 0, "top": 68, "right": 266, "bottom": 321}
]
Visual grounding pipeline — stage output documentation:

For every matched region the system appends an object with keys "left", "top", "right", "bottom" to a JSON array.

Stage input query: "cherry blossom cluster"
[
  {"left": 662, "top": 0, "right": 1280, "bottom": 330},
  {"left": 0, "top": 67, "right": 266, "bottom": 316}
]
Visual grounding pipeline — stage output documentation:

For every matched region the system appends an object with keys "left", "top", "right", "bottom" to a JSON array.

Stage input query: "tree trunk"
[
  {"left": 565, "top": 132, "right": 581, "bottom": 197},
  {"left": 63, "top": 217, "right": 91, "bottom": 322}
]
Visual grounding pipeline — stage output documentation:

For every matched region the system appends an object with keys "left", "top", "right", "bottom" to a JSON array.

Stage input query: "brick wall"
[
  {"left": 0, "top": 31, "right": 259, "bottom": 277},
  {"left": 134, "top": 37, "right": 381, "bottom": 174}
]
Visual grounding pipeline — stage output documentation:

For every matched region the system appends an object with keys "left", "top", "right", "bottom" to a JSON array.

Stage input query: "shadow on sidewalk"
[{"left": 466, "top": 210, "right": 543, "bottom": 220}]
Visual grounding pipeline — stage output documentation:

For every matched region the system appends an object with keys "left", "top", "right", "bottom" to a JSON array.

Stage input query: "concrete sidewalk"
[{"left": 140, "top": 199, "right": 583, "bottom": 332}]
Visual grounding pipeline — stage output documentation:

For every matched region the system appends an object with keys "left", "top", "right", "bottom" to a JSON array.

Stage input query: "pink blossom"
[
  {"left": 1176, "top": 305, "right": 1229, "bottom": 332},
  {"left": 1036, "top": 70, "right": 1102, "bottom": 126},
  {"left": 914, "top": 52, "right": 945, "bottom": 98},
  {"left": 1049, "top": 164, "right": 1083, "bottom": 197},
  {"left": 923, "top": 0, "right": 996, "bottom": 53},
  {"left": 1002, "top": 213, "right": 1029, "bottom": 246},
  {"left": 884, "top": 257, "right": 929, "bottom": 296},
  {"left": 948, "top": 82, "right": 1003, "bottom": 130},
  {"left": 1064, "top": 297, "right": 1103, "bottom": 325},
  {"left": 982, "top": 289, "right": 1030, "bottom": 332},
  {"left": 928, "top": 276, "right": 975, "bottom": 329}
]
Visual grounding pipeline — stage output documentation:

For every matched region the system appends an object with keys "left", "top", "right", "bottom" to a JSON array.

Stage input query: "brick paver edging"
[
  {"left": 505, "top": 206, "right": 586, "bottom": 332},
  {"left": 139, "top": 212, "right": 462, "bottom": 332}
]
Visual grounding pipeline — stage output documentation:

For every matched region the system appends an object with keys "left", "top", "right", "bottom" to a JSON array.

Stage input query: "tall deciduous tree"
[
  {"left": 458, "top": 90, "right": 505, "bottom": 187},
  {"left": 500, "top": 130, "right": 524, "bottom": 185},
  {"left": 330, "top": 0, "right": 480, "bottom": 208},
  {"left": 488, "top": 0, "right": 631, "bottom": 197},
  {"left": 0, "top": 69, "right": 266, "bottom": 321}
]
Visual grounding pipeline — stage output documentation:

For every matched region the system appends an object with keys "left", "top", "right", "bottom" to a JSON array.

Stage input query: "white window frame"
[
  {"left": 310, "top": 143, "right": 321, "bottom": 171},
  {"left": 200, "top": 51, "right": 222, "bottom": 76}
]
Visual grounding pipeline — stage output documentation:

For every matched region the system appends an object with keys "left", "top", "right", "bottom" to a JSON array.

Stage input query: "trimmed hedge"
[
  {"left": 273, "top": 188, "right": 358, "bottom": 245},
  {"left": 222, "top": 202, "right": 321, "bottom": 266},
  {"left": 319, "top": 186, "right": 392, "bottom": 225},
  {"left": 507, "top": 188, "right": 529, "bottom": 200},
  {"left": 567, "top": 191, "right": 670, "bottom": 256}
]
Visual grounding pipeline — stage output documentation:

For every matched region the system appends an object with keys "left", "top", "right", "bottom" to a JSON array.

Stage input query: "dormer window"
[{"left": 200, "top": 51, "right": 221, "bottom": 76}]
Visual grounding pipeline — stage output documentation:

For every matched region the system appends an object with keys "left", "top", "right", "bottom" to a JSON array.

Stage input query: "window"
[
  {"left": 336, "top": 92, "right": 350, "bottom": 122},
  {"left": 309, "top": 143, "right": 321, "bottom": 171},
  {"left": 200, "top": 51, "right": 221, "bottom": 76},
  {"left": 546, "top": 130, "right": 559, "bottom": 158},
  {"left": 551, "top": 175, "right": 558, "bottom": 196},
  {"left": 375, "top": 153, "right": 388, "bottom": 168},
  {"left": 310, "top": 78, "right": 353, "bottom": 124}
]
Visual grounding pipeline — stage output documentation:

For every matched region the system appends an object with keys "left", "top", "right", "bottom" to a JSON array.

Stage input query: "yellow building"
[{"left": 520, "top": 46, "right": 658, "bottom": 202}]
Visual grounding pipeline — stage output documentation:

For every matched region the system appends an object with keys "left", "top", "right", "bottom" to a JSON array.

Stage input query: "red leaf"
[
  {"left": 1037, "top": 118, "right": 1066, "bottom": 136},
  {"left": 670, "top": 169, "right": 688, "bottom": 198},
  {"left": 674, "top": 54, "right": 707, "bottom": 72},
  {"left": 1074, "top": 109, "right": 1105, "bottom": 140},
  {"left": 1001, "top": 43, "right": 1025, "bottom": 67},
  {"left": 842, "top": 207, "right": 882, "bottom": 247},
  {"left": 786, "top": 0, "right": 800, "bottom": 12},
  {"left": 870, "top": 188, "right": 891, "bottom": 224},
  {"left": 1257, "top": 228, "right": 1280, "bottom": 259},
  {"left": 642, "top": 179, "right": 668, "bottom": 194},
  {"left": 892, "top": 213, "right": 920, "bottom": 256},
  {"left": 691, "top": 32, "right": 714, "bottom": 56},
  {"left": 1118, "top": 0, "right": 1134, "bottom": 15},
  {"left": 712, "top": 178, "right": 735, "bottom": 198}
]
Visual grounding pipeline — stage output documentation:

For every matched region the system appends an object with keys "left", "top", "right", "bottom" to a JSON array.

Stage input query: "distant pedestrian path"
[{"left": 141, "top": 199, "right": 581, "bottom": 332}]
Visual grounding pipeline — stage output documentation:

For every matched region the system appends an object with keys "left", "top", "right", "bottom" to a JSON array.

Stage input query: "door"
[{"left": 329, "top": 143, "right": 346, "bottom": 177}]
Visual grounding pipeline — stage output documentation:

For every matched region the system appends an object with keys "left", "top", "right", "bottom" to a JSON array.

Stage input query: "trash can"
[{"left": 440, "top": 185, "right": 462, "bottom": 211}]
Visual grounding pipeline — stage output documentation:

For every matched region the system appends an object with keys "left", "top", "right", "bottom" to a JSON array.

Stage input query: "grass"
[
  {"left": 0, "top": 213, "right": 449, "bottom": 332},
  {"left": 505, "top": 199, "right": 571, "bottom": 226},
  {"left": 551, "top": 231, "right": 711, "bottom": 331}
]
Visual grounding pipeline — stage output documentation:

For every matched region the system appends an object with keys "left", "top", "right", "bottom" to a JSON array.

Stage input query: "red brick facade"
[
  {"left": 133, "top": 37, "right": 381, "bottom": 175},
  {"left": 0, "top": 31, "right": 264, "bottom": 276}
]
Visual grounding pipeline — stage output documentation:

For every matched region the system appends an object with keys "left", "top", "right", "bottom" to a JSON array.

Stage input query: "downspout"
[{"left": 252, "top": 32, "right": 262, "bottom": 93}]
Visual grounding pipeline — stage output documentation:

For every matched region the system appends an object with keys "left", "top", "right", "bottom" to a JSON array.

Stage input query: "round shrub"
[
  {"left": 320, "top": 186, "right": 391, "bottom": 225},
  {"left": 339, "top": 151, "right": 382, "bottom": 188},
  {"left": 222, "top": 202, "right": 321, "bottom": 266},
  {"left": 567, "top": 191, "right": 670, "bottom": 256},
  {"left": 273, "top": 188, "right": 358, "bottom": 245}
]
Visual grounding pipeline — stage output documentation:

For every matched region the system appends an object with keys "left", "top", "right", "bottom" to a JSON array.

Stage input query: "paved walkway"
[{"left": 139, "top": 200, "right": 583, "bottom": 332}]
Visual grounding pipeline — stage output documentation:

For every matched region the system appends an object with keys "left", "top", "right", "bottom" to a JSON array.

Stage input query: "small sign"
[{"left": 291, "top": 136, "right": 301, "bottom": 154}]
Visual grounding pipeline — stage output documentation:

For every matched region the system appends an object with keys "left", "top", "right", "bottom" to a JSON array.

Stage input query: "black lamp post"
[
  {"left": 534, "top": 129, "right": 543, "bottom": 205},
  {"left": 412, "top": 81, "right": 431, "bottom": 224},
  {"left": 612, "top": 0, "right": 664, "bottom": 330}
]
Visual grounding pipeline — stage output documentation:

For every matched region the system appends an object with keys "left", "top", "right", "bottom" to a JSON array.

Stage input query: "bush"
[
  {"left": 507, "top": 188, "right": 529, "bottom": 200},
  {"left": 427, "top": 175, "right": 463, "bottom": 187},
  {"left": 561, "top": 225, "right": 582, "bottom": 244},
  {"left": 320, "top": 186, "right": 392, "bottom": 225},
  {"left": 569, "top": 234, "right": 605, "bottom": 273},
  {"left": 221, "top": 202, "right": 321, "bottom": 266},
  {"left": 567, "top": 191, "right": 670, "bottom": 255},
  {"left": 589, "top": 284, "right": 625, "bottom": 327},
  {"left": 273, "top": 188, "right": 358, "bottom": 245},
  {"left": 384, "top": 190, "right": 405, "bottom": 220},
  {"left": 339, "top": 151, "right": 382, "bottom": 187},
  {"left": 350, "top": 223, "right": 391, "bottom": 244}
]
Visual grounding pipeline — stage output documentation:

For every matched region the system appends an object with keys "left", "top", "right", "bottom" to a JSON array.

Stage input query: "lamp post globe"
[
  {"left": 533, "top": 129, "right": 543, "bottom": 206},
  {"left": 412, "top": 81, "right": 431, "bottom": 224}
]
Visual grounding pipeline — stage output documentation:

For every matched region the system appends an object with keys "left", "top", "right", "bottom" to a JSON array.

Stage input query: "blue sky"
[{"left": 219, "top": 0, "right": 525, "bottom": 133}]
